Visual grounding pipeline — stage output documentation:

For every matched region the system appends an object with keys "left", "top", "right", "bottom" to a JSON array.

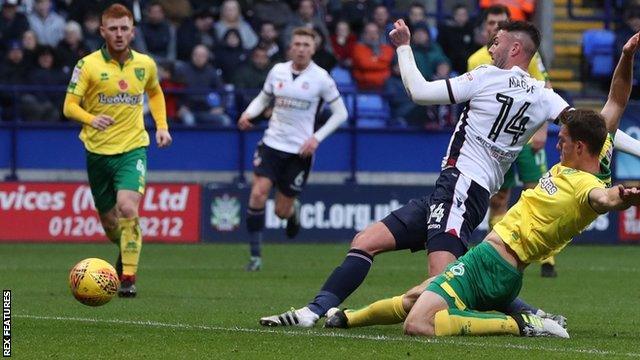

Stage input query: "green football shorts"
[
  {"left": 426, "top": 242, "right": 523, "bottom": 312},
  {"left": 86, "top": 147, "right": 147, "bottom": 213},
  {"left": 501, "top": 143, "right": 547, "bottom": 189}
]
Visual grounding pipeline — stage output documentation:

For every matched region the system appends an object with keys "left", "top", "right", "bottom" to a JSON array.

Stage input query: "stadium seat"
[
  {"left": 582, "top": 29, "right": 615, "bottom": 78},
  {"left": 355, "top": 94, "right": 389, "bottom": 127},
  {"left": 331, "top": 66, "right": 355, "bottom": 90}
]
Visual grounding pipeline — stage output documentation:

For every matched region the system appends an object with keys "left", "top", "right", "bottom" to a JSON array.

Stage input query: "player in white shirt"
[
  {"left": 238, "top": 27, "right": 348, "bottom": 271},
  {"left": 259, "top": 21, "right": 640, "bottom": 327}
]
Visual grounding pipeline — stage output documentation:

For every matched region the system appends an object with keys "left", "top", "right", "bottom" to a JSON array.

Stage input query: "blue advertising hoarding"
[{"left": 201, "top": 184, "right": 619, "bottom": 245}]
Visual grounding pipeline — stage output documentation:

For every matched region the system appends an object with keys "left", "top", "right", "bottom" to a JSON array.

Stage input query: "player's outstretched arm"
[
  {"left": 238, "top": 91, "right": 272, "bottom": 130},
  {"left": 63, "top": 93, "right": 114, "bottom": 131},
  {"left": 390, "top": 20, "right": 451, "bottom": 106},
  {"left": 589, "top": 185, "right": 640, "bottom": 213},
  {"left": 601, "top": 32, "right": 639, "bottom": 133},
  {"left": 147, "top": 84, "right": 172, "bottom": 148}
]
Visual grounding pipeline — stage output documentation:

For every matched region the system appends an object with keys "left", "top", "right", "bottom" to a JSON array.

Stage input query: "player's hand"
[
  {"left": 90, "top": 115, "right": 115, "bottom": 131},
  {"left": 389, "top": 19, "right": 411, "bottom": 47},
  {"left": 237, "top": 112, "right": 253, "bottom": 130},
  {"left": 622, "top": 32, "right": 640, "bottom": 56},
  {"left": 620, "top": 185, "right": 640, "bottom": 205},
  {"left": 299, "top": 136, "right": 319, "bottom": 158},
  {"left": 156, "top": 129, "right": 172, "bottom": 148}
]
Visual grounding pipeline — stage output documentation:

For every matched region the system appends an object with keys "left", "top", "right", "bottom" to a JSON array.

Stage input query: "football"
[{"left": 69, "top": 258, "right": 120, "bottom": 306}]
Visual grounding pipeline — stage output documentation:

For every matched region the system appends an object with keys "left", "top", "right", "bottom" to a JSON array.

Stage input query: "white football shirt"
[
  {"left": 443, "top": 65, "right": 569, "bottom": 195},
  {"left": 261, "top": 61, "right": 341, "bottom": 154}
]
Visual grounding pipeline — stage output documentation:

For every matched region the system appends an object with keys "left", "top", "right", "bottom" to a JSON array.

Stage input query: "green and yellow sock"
[
  {"left": 345, "top": 295, "right": 407, "bottom": 328},
  {"left": 434, "top": 309, "right": 520, "bottom": 336},
  {"left": 119, "top": 217, "right": 142, "bottom": 277}
]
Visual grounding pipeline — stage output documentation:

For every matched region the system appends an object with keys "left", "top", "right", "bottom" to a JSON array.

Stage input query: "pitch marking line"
[{"left": 16, "top": 314, "right": 640, "bottom": 358}]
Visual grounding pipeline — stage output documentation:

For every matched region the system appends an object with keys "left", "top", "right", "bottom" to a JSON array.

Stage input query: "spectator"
[
  {"left": 284, "top": 0, "right": 332, "bottom": 52},
  {"left": 81, "top": 12, "right": 102, "bottom": 51},
  {"left": 616, "top": 6, "right": 640, "bottom": 98},
  {"left": 20, "top": 29, "right": 38, "bottom": 67},
  {"left": 21, "top": 45, "right": 66, "bottom": 121},
  {"left": 0, "top": 0, "right": 29, "bottom": 54},
  {"left": 330, "top": 20, "right": 357, "bottom": 67},
  {"left": 214, "top": 0, "right": 258, "bottom": 50},
  {"left": 371, "top": 5, "right": 394, "bottom": 44},
  {"left": 384, "top": 57, "right": 427, "bottom": 127},
  {"left": 437, "top": 4, "right": 476, "bottom": 74},
  {"left": 339, "top": 0, "right": 378, "bottom": 35},
  {"left": 233, "top": 46, "right": 272, "bottom": 89},
  {"left": 157, "top": 60, "right": 185, "bottom": 123},
  {"left": 27, "top": 0, "right": 66, "bottom": 47},
  {"left": 215, "top": 29, "right": 248, "bottom": 83},
  {"left": 411, "top": 22, "right": 449, "bottom": 81},
  {"left": 479, "top": 0, "right": 534, "bottom": 21},
  {"left": 252, "top": 0, "right": 292, "bottom": 29},
  {"left": 66, "top": 0, "right": 134, "bottom": 24},
  {"left": 312, "top": 30, "right": 337, "bottom": 71},
  {"left": 57, "top": 21, "right": 89, "bottom": 74},
  {"left": 157, "top": 0, "right": 191, "bottom": 24},
  {"left": 0, "top": 41, "right": 29, "bottom": 120},
  {"left": 140, "top": 1, "right": 173, "bottom": 60},
  {"left": 351, "top": 22, "right": 394, "bottom": 90},
  {"left": 176, "top": 45, "right": 230, "bottom": 126},
  {"left": 176, "top": 8, "right": 217, "bottom": 62},
  {"left": 258, "top": 21, "right": 285, "bottom": 63}
]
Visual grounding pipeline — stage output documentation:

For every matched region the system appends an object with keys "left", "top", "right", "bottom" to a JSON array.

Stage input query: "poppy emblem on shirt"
[
  {"left": 277, "top": 81, "right": 284, "bottom": 89},
  {"left": 119, "top": 79, "right": 129, "bottom": 91},
  {"left": 302, "top": 81, "right": 309, "bottom": 90}
]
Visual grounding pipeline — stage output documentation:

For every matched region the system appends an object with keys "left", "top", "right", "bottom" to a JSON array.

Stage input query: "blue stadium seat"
[
  {"left": 356, "top": 94, "right": 389, "bottom": 127},
  {"left": 331, "top": 66, "right": 355, "bottom": 90},
  {"left": 582, "top": 29, "right": 615, "bottom": 78}
]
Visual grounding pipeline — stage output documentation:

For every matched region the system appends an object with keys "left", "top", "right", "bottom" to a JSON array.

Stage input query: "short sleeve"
[
  {"left": 545, "top": 91, "right": 571, "bottom": 124},
  {"left": 446, "top": 66, "right": 486, "bottom": 104},
  {"left": 262, "top": 67, "right": 276, "bottom": 96},
  {"left": 320, "top": 74, "right": 340, "bottom": 103},
  {"left": 574, "top": 173, "right": 605, "bottom": 208},
  {"left": 67, "top": 59, "right": 89, "bottom": 96},
  {"left": 145, "top": 58, "right": 160, "bottom": 90}
]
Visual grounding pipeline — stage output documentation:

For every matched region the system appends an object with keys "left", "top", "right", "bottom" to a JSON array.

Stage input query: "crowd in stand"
[{"left": 0, "top": 0, "right": 541, "bottom": 128}]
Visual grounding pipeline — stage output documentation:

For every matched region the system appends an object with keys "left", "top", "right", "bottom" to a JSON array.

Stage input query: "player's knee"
[
  {"left": 249, "top": 187, "right": 269, "bottom": 207},
  {"left": 274, "top": 202, "right": 292, "bottom": 219},
  {"left": 350, "top": 230, "right": 385, "bottom": 256},
  {"left": 117, "top": 202, "right": 138, "bottom": 218},
  {"left": 246, "top": 207, "right": 265, "bottom": 233},
  {"left": 403, "top": 317, "right": 434, "bottom": 336}
]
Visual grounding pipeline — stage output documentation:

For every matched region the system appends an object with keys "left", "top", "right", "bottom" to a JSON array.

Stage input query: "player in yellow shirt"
[
  {"left": 468, "top": 5, "right": 558, "bottom": 277},
  {"left": 62, "top": 4, "right": 172, "bottom": 297},
  {"left": 324, "top": 32, "right": 640, "bottom": 337}
]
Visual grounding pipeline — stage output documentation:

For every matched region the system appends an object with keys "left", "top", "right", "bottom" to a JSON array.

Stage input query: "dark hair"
[
  {"left": 452, "top": 4, "right": 468, "bottom": 13},
  {"left": 409, "top": 2, "right": 425, "bottom": 10},
  {"left": 482, "top": 4, "right": 510, "bottom": 22},
  {"left": 497, "top": 20, "right": 541, "bottom": 56},
  {"left": 562, "top": 109, "right": 607, "bottom": 156}
]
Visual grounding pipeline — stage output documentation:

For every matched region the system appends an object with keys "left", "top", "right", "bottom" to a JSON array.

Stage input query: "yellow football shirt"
[
  {"left": 467, "top": 46, "right": 549, "bottom": 81},
  {"left": 67, "top": 47, "right": 161, "bottom": 155},
  {"left": 494, "top": 163, "right": 606, "bottom": 264}
]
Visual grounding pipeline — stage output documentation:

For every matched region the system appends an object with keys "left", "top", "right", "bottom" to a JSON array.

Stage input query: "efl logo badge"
[{"left": 118, "top": 79, "right": 129, "bottom": 91}]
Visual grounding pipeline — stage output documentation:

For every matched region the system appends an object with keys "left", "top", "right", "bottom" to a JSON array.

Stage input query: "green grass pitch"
[{"left": 2, "top": 242, "right": 640, "bottom": 359}]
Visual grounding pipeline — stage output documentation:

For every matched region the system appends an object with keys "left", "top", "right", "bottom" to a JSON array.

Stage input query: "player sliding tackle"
[
  {"left": 260, "top": 19, "right": 640, "bottom": 328},
  {"left": 324, "top": 31, "right": 640, "bottom": 338}
]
